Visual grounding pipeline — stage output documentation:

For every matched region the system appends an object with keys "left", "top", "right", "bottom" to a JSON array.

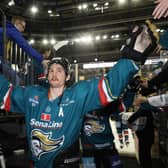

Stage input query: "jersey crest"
[
  {"left": 84, "top": 119, "right": 105, "bottom": 136},
  {"left": 31, "top": 129, "right": 64, "bottom": 159}
]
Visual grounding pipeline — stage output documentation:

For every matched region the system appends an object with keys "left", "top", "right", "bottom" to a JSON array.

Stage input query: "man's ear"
[{"left": 66, "top": 74, "right": 70, "bottom": 81}]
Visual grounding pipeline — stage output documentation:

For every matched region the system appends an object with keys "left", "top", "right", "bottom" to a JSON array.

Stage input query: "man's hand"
[
  {"left": 127, "top": 75, "right": 142, "bottom": 92},
  {"left": 152, "top": 0, "right": 168, "bottom": 19}
]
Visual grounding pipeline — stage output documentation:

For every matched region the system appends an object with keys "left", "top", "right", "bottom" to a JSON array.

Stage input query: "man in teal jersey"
[{"left": 0, "top": 20, "right": 159, "bottom": 168}]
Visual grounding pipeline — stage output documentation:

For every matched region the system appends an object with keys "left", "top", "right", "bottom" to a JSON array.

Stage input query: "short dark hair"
[{"left": 47, "top": 57, "right": 71, "bottom": 76}]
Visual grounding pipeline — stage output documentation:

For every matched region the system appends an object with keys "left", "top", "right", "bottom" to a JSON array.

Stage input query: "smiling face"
[{"left": 47, "top": 63, "right": 70, "bottom": 88}]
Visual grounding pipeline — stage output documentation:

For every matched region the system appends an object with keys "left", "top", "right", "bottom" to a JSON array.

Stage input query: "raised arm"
[
  {"left": 7, "top": 21, "right": 43, "bottom": 63},
  {"left": 82, "top": 20, "right": 159, "bottom": 113},
  {"left": 148, "top": 93, "right": 168, "bottom": 107}
]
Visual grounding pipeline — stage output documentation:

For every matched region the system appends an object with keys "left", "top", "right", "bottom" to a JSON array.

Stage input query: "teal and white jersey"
[{"left": 0, "top": 59, "right": 138, "bottom": 168}]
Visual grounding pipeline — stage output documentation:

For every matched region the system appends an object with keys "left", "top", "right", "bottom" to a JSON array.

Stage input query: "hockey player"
[{"left": 0, "top": 20, "right": 158, "bottom": 168}]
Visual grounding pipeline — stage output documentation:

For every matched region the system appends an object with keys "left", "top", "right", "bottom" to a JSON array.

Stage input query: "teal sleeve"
[
  {"left": 0, "top": 74, "right": 26, "bottom": 113},
  {"left": 80, "top": 59, "right": 139, "bottom": 114},
  {"left": 123, "top": 90, "right": 135, "bottom": 109},
  {"left": 98, "top": 59, "right": 139, "bottom": 106}
]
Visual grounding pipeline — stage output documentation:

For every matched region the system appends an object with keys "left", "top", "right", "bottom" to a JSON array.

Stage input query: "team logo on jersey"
[
  {"left": 61, "top": 98, "right": 75, "bottom": 106},
  {"left": 29, "top": 96, "right": 39, "bottom": 107},
  {"left": 31, "top": 129, "right": 64, "bottom": 159},
  {"left": 84, "top": 120, "right": 105, "bottom": 136}
]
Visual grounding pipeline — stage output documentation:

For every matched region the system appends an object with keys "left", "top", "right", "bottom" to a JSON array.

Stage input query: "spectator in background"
[
  {"left": 140, "top": 28, "right": 168, "bottom": 96},
  {"left": 0, "top": 15, "right": 43, "bottom": 62},
  {"left": 35, "top": 46, "right": 52, "bottom": 86},
  {"left": 132, "top": 93, "right": 168, "bottom": 107},
  {"left": 127, "top": 100, "right": 161, "bottom": 168},
  {"left": 0, "top": 15, "right": 43, "bottom": 85},
  {"left": 140, "top": 0, "right": 168, "bottom": 95},
  {"left": 41, "top": 47, "right": 51, "bottom": 75},
  {"left": 140, "top": 3, "right": 168, "bottom": 95}
]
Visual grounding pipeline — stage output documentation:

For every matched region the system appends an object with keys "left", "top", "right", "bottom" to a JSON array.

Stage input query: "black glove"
[
  {"left": 127, "top": 75, "right": 142, "bottom": 92},
  {"left": 120, "top": 20, "right": 159, "bottom": 65},
  {"left": 139, "top": 84, "right": 157, "bottom": 96}
]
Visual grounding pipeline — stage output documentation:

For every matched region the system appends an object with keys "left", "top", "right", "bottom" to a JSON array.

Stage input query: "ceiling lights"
[
  {"left": 29, "top": 39, "right": 35, "bottom": 44},
  {"left": 93, "top": 1, "right": 109, "bottom": 13},
  {"left": 78, "top": 1, "right": 110, "bottom": 13},
  {"left": 30, "top": 5, "right": 38, "bottom": 14},
  {"left": 8, "top": 0, "right": 15, "bottom": 6},
  {"left": 29, "top": 33, "right": 121, "bottom": 46}
]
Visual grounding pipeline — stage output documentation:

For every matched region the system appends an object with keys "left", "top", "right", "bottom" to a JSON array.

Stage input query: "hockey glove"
[
  {"left": 120, "top": 20, "right": 159, "bottom": 64},
  {"left": 127, "top": 75, "right": 142, "bottom": 92}
]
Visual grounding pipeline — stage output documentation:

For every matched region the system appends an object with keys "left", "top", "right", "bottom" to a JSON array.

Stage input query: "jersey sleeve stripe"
[
  {"left": 1, "top": 85, "right": 13, "bottom": 111},
  {"left": 98, "top": 77, "right": 117, "bottom": 106}
]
